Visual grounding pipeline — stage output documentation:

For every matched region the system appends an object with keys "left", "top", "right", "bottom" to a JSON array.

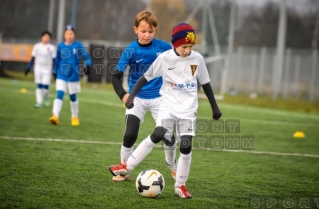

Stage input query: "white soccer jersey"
[
  {"left": 144, "top": 49, "right": 210, "bottom": 118},
  {"left": 31, "top": 42, "right": 56, "bottom": 69}
]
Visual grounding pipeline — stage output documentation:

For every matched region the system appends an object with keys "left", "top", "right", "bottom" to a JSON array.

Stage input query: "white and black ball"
[{"left": 135, "top": 169, "right": 165, "bottom": 198}]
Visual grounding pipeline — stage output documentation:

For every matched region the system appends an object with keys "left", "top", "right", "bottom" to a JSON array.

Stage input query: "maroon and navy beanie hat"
[{"left": 171, "top": 23, "right": 196, "bottom": 48}]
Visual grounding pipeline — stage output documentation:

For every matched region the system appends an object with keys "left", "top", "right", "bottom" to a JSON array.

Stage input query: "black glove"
[
  {"left": 52, "top": 73, "right": 57, "bottom": 81},
  {"left": 25, "top": 68, "right": 31, "bottom": 76},
  {"left": 212, "top": 108, "right": 222, "bottom": 120},
  {"left": 85, "top": 66, "right": 91, "bottom": 75},
  {"left": 125, "top": 98, "right": 134, "bottom": 109}
]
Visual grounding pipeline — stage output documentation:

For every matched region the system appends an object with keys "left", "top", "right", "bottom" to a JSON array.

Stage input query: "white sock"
[
  {"left": 43, "top": 88, "right": 49, "bottom": 100},
  {"left": 70, "top": 100, "right": 79, "bottom": 117},
  {"left": 121, "top": 145, "right": 134, "bottom": 164},
  {"left": 53, "top": 99, "right": 63, "bottom": 117},
  {"left": 163, "top": 142, "right": 176, "bottom": 165},
  {"left": 127, "top": 135, "right": 155, "bottom": 172},
  {"left": 175, "top": 152, "right": 192, "bottom": 187},
  {"left": 35, "top": 88, "right": 43, "bottom": 104}
]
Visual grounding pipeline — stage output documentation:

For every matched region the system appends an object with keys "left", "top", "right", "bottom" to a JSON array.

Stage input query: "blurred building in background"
[{"left": 0, "top": 0, "right": 318, "bottom": 100}]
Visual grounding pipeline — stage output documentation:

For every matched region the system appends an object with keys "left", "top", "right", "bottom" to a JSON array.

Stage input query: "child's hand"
[
  {"left": 25, "top": 68, "right": 30, "bottom": 76},
  {"left": 212, "top": 109, "right": 222, "bottom": 120},
  {"left": 125, "top": 94, "right": 135, "bottom": 109},
  {"left": 122, "top": 94, "right": 129, "bottom": 103},
  {"left": 85, "top": 66, "right": 91, "bottom": 75},
  {"left": 52, "top": 73, "right": 57, "bottom": 81},
  {"left": 125, "top": 99, "right": 134, "bottom": 109}
]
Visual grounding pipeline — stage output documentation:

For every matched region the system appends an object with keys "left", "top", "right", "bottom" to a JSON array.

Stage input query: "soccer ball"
[{"left": 135, "top": 169, "right": 165, "bottom": 198}]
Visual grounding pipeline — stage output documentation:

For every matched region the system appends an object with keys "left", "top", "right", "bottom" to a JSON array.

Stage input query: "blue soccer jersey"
[
  {"left": 116, "top": 38, "right": 172, "bottom": 99},
  {"left": 54, "top": 41, "right": 92, "bottom": 82}
]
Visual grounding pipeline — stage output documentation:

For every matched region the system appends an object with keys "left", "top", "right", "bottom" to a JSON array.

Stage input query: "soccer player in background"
[
  {"left": 116, "top": 23, "right": 222, "bottom": 198},
  {"left": 49, "top": 25, "right": 91, "bottom": 126},
  {"left": 25, "top": 31, "right": 56, "bottom": 108},
  {"left": 109, "top": 10, "right": 177, "bottom": 182}
]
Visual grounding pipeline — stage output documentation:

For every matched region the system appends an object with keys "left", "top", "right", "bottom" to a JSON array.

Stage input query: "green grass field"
[{"left": 1, "top": 78, "right": 319, "bottom": 209}]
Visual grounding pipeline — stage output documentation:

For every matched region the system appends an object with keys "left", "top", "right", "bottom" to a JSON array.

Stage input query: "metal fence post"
[
  {"left": 48, "top": 0, "right": 55, "bottom": 32},
  {"left": 258, "top": 47, "right": 266, "bottom": 94},
  {"left": 283, "top": 48, "right": 291, "bottom": 99},
  {"left": 272, "top": 0, "right": 287, "bottom": 99},
  {"left": 293, "top": 56, "right": 301, "bottom": 97},
  {"left": 250, "top": 54, "right": 258, "bottom": 93},
  {"left": 56, "top": 0, "right": 66, "bottom": 44},
  {"left": 309, "top": 49, "right": 318, "bottom": 101},
  {"left": 235, "top": 47, "right": 243, "bottom": 93}
]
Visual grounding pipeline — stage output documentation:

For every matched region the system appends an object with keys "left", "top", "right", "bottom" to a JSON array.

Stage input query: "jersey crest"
[{"left": 190, "top": 65, "right": 198, "bottom": 76}]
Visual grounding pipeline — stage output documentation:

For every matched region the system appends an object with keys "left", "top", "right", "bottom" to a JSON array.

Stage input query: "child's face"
[
  {"left": 175, "top": 44, "right": 194, "bottom": 57},
  {"left": 64, "top": 30, "right": 75, "bottom": 44},
  {"left": 41, "top": 34, "right": 50, "bottom": 44},
  {"left": 134, "top": 20, "right": 157, "bottom": 45}
]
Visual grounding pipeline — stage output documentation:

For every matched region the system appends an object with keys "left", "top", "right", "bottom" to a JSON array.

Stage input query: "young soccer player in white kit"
[
  {"left": 25, "top": 31, "right": 56, "bottom": 108},
  {"left": 116, "top": 23, "right": 222, "bottom": 198}
]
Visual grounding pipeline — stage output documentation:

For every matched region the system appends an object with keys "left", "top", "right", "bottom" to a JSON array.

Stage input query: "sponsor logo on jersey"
[
  {"left": 170, "top": 82, "right": 197, "bottom": 91},
  {"left": 168, "top": 67, "right": 176, "bottom": 70},
  {"left": 190, "top": 65, "right": 198, "bottom": 76}
]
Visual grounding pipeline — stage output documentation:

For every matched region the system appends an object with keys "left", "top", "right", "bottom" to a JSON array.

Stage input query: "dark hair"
[{"left": 41, "top": 30, "right": 52, "bottom": 38}]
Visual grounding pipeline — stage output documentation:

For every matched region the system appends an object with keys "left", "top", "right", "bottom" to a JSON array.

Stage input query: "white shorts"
[
  {"left": 56, "top": 79, "right": 81, "bottom": 95},
  {"left": 125, "top": 97, "right": 160, "bottom": 123},
  {"left": 156, "top": 105, "right": 196, "bottom": 139},
  {"left": 34, "top": 66, "right": 51, "bottom": 85}
]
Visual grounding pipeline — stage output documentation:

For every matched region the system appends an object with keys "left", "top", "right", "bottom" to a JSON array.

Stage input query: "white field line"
[
  {"left": 1, "top": 86, "right": 319, "bottom": 127},
  {"left": 0, "top": 86, "right": 123, "bottom": 108},
  {"left": 1, "top": 136, "right": 319, "bottom": 158},
  {"left": 213, "top": 103, "right": 319, "bottom": 120},
  {"left": 233, "top": 118, "right": 319, "bottom": 128},
  {"left": 79, "top": 98, "right": 123, "bottom": 108}
]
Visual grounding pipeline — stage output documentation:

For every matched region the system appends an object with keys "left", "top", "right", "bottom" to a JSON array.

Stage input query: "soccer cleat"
[
  {"left": 112, "top": 174, "right": 130, "bottom": 182},
  {"left": 175, "top": 185, "right": 192, "bottom": 199},
  {"left": 166, "top": 161, "right": 177, "bottom": 180},
  {"left": 34, "top": 103, "right": 42, "bottom": 108},
  {"left": 71, "top": 117, "right": 80, "bottom": 126},
  {"left": 49, "top": 115, "right": 59, "bottom": 125},
  {"left": 109, "top": 163, "right": 129, "bottom": 177},
  {"left": 44, "top": 98, "right": 50, "bottom": 107}
]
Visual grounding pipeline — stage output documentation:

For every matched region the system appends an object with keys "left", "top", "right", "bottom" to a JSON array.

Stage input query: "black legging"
[
  {"left": 122, "top": 114, "right": 140, "bottom": 148},
  {"left": 122, "top": 114, "right": 176, "bottom": 148}
]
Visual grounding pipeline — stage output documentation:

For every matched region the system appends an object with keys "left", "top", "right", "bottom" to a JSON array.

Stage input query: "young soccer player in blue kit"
[
  {"left": 49, "top": 25, "right": 91, "bottom": 126},
  {"left": 109, "top": 10, "right": 177, "bottom": 182}
]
